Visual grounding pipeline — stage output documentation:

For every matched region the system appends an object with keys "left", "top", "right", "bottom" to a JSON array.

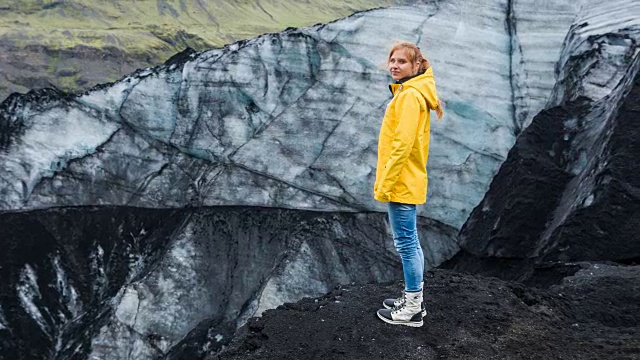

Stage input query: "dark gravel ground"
[{"left": 212, "top": 265, "right": 640, "bottom": 360}]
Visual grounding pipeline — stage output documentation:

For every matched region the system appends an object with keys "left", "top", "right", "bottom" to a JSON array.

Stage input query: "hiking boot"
[
  {"left": 382, "top": 295, "right": 427, "bottom": 317},
  {"left": 377, "top": 290, "right": 423, "bottom": 327},
  {"left": 382, "top": 282, "right": 426, "bottom": 316}
]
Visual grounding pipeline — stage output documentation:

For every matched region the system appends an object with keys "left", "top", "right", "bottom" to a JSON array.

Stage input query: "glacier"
[
  {"left": 1, "top": 0, "right": 585, "bottom": 236},
  {"left": 1, "top": 0, "right": 639, "bottom": 359}
]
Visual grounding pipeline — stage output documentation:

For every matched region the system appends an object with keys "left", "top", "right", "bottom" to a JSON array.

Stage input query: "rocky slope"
[
  {"left": 0, "top": 207, "right": 409, "bottom": 359},
  {"left": 214, "top": 267, "right": 640, "bottom": 360},
  {"left": 0, "top": 0, "right": 420, "bottom": 101},
  {"left": 451, "top": 0, "right": 640, "bottom": 281}
]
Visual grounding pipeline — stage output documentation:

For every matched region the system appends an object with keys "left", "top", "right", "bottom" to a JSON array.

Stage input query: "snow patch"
[
  {"left": 115, "top": 287, "right": 140, "bottom": 328},
  {"left": 90, "top": 245, "right": 108, "bottom": 295},
  {"left": 17, "top": 264, "right": 49, "bottom": 335},
  {"left": 52, "top": 255, "right": 82, "bottom": 318},
  {"left": 583, "top": 194, "right": 595, "bottom": 207},
  {"left": 0, "top": 308, "right": 8, "bottom": 330}
]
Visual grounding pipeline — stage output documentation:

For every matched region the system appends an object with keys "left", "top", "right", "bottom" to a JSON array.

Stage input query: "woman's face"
[{"left": 388, "top": 49, "right": 419, "bottom": 81}]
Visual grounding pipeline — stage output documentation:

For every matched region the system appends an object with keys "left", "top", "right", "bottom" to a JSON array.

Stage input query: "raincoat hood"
[{"left": 388, "top": 67, "right": 439, "bottom": 111}]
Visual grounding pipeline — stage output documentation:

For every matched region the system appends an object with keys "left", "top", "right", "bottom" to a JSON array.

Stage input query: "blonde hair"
[
  {"left": 388, "top": 42, "right": 443, "bottom": 120},
  {"left": 388, "top": 42, "right": 430, "bottom": 73}
]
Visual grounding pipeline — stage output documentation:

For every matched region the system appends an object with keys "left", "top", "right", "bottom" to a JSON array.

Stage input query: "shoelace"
[
  {"left": 393, "top": 294, "right": 406, "bottom": 309},
  {"left": 391, "top": 302, "right": 406, "bottom": 314}
]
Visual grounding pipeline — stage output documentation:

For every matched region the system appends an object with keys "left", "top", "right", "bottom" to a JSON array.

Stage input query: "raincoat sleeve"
[{"left": 374, "top": 90, "right": 422, "bottom": 202}]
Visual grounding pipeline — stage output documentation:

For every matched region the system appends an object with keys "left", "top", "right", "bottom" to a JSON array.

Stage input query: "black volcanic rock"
[
  {"left": 0, "top": 207, "right": 186, "bottom": 359},
  {"left": 0, "top": 206, "right": 410, "bottom": 359},
  {"left": 540, "top": 74, "right": 640, "bottom": 264},
  {"left": 450, "top": 52, "right": 640, "bottom": 281},
  {"left": 213, "top": 267, "right": 640, "bottom": 360}
]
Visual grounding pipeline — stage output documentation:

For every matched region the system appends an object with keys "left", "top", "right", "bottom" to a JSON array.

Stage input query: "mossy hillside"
[
  {"left": 0, "top": 0, "right": 418, "bottom": 101},
  {"left": 0, "top": 0, "right": 408, "bottom": 56}
]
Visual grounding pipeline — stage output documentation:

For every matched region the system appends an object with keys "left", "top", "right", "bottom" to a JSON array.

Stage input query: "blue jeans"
[{"left": 388, "top": 202, "right": 424, "bottom": 292}]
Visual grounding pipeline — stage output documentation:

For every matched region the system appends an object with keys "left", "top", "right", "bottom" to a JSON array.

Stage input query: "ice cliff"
[
  {"left": 1, "top": 0, "right": 639, "bottom": 359},
  {"left": 0, "top": 0, "right": 584, "bottom": 245}
]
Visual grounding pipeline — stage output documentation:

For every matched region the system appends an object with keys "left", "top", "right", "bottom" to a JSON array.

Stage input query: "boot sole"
[
  {"left": 382, "top": 303, "right": 427, "bottom": 317},
  {"left": 377, "top": 312, "right": 423, "bottom": 327}
]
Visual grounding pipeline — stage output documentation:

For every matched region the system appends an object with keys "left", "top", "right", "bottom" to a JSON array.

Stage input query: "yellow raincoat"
[{"left": 374, "top": 68, "right": 440, "bottom": 204}]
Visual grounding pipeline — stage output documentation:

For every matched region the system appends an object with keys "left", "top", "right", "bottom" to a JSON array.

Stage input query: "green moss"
[
  {"left": 57, "top": 74, "right": 80, "bottom": 92},
  {"left": 47, "top": 51, "right": 60, "bottom": 75},
  {"left": 0, "top": 0, "right": 401, "bottom": 54},
  {"left": 1, "top": 0, "right": 406, "bottom": 97}
]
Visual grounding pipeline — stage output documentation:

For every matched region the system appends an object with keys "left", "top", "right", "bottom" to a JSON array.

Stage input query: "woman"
[{"left": 374, "top": 42, "right": 443, "bottom": 327}]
